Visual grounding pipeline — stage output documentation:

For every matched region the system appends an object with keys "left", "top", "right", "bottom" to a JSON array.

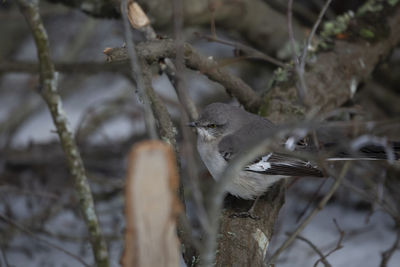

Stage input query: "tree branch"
[
  {"left": 265, "top": 2, "right": 400, "bottom": 122},
  {"left": 15, "top": 1, "right": 109, "bottom": 266},
  {"left": 104, "top": 39, "right": 262, "bottom": 112},
  {"left": 0, "top": 213, "right": 91, "bottom": 267},
  {"left": 266, "top": 162, "right": 350, "bottom": 265}
]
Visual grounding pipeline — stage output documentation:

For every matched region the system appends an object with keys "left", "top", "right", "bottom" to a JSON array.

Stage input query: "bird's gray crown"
[
  {"left": 197, "top": 103, "right": 272, "bottom": 127},
  {"left": 191, "top": 103, "right": 274, "bottom": 141}
]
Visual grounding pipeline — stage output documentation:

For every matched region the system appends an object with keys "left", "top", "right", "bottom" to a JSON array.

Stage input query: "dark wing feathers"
[
  {"left": 247, "top": 153, "right": 323, "bottom": 177},
  {"left": 218, "top": 120, "right": 323, "bottom": 178}
]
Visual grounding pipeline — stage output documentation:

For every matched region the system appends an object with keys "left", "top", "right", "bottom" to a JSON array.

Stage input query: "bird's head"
[
  {"left": 189, "top": 102, "right": 273, "bottom": 142},
  {"left": 188, "top": 108, "right": 227, "bottom": 142},
  {"left": 188, "top": 103, "right": 237, "bottom": 142}
]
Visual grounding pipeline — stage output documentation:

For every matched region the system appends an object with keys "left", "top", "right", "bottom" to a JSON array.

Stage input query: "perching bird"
[{"left": 189, "top": 102, "right": 399, "bottom": 200}]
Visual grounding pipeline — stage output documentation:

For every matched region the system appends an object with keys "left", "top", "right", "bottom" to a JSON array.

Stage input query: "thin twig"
[
  {"left": 313, "top": 219, "right": 345, "bottom": 267},
  {"left": 172, "top": 0, "right": 209, "bottom": 231},
  {"left": 293, "top": 234, "right": 332, "bottom": 267},
  {"left": 0, "top": 213, "right": 90, "bottom": 267},
  {"left": 287, "top": 0, "right": 332, "bottom": 103},
  {"left": 288, "top": 0, "right": 306, "bottom": 102},
  {"left": 380, "top": 229, "right": 400, "bottom": 267},
  {"left": 170, "top": 0, "right": 198, "bottom": 121},
  {"left": 266, "top": 162, "right": 350, "bottom": 265},
  {"left": 0, "top": 246, "right": 11, "bottom": 267},
  {"left": 299, "top": 0, "right": 333, "bottom": 71},
  {"left": 341, "top": 179, "right": 400, "bottom": 223},
  {"left": 199, "top": 33, "right": 286, "bottom": 68},
  {"left": 295, "top": 179, "right": 327, "bottom": 223},
  {"left": 208, "top": 0, "right": 217, "bottom": 38},
  {"left": 121, "top": 0, "right": 158, "bottom": 139},
  {"left": 15, "top": 1, "right": 109, "bottom": 266}
]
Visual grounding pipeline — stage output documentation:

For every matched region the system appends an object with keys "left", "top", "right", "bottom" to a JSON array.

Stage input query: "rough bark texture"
[
  {"left": 263, "top": 4, "right": 400, "bottom": 123},
  {"left": 216, "top": 182, "right": 285, "bottom": 267},
  {"left": 45, "top": 1, "right": 400, "bottom": 266},
  {"left": 104, "top": 40, "right": 262, "bottom": 112},
  {"left": 16, "top": 0, "right": 110, "bottom": 266},
  {"left": 215, "top": 3, "right": 400, "bottom": 266}
]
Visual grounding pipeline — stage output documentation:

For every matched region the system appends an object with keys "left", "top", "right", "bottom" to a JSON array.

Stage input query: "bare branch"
[
  {"left": 299, "top": 0, "right": 333, "bottom": 71},
  {"left": 267, "top": 2, "right": 400, "bottom": 122},
  {"left": 313, "top": 219, "right": 345, "bottom": 267},
  {"left": 288, "top": 0, "right": 307, "bottom": 102},
  {"left": 104, "top": 39, "right": 261, "bottom": 112},
  {"left": 197, "top": 33, "right": 286, "bottom": 68},
  {"left": 266, "top": 162, "right": 350, "bottom": 265},
  {"left": 293, "top": 235, "right": 332, "bottom": 267},
  {"left": 15, "top": 1, "right": 109, "bottom": 266},
  {"left": 380, "top": 229, "right": 400, "bottom": 267},
  {"left": 0, "top": 213, "right": 91, "bottom": 267},
  {"left": 121, "top": 0, "right": 158, "bottom": 140}
]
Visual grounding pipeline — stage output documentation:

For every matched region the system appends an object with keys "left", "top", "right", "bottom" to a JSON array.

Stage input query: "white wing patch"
[{"left": 245, "top": 153, "right": 272, "bottom": 172}]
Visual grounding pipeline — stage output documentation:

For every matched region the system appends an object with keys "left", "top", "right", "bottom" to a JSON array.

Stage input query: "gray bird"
[
  {"left": 189, "top": 102, "right": 399, "bottom": 200},
  {"left": 189, "top": 102, "right": 323, "bottom": 200}
]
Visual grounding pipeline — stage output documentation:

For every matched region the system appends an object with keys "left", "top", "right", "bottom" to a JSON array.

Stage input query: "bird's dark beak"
[{"left": 187, "top": 121, "right": 197, "bottom": 127}]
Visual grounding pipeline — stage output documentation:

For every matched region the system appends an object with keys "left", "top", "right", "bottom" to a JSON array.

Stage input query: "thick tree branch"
[
  {"left": 204, "top": 2, "right": 400, "bottom": 266},
  {"left": 264, "top": 2, "right": 400, "bottom": 122},
  {"left": 104, "top": 39, "right": 261, "bottom": 112},
  {"left": 15, "top": 1, "right": 109, "bottom": 266}
]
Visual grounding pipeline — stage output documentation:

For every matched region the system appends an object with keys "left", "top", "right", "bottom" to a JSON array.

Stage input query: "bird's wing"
[
  {"left": 245, "top": 153, "right": 323, "bottom": 177},
  {"left": 218, "top": 121, "right": 323, "bottom": 177}
]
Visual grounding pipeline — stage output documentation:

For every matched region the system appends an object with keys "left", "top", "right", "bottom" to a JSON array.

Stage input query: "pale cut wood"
[
  {"left": 121, "top": 141, "right": 181, "bottom": 267},
  {"left": 127, "top": 1, "right": 150, "bottom": 29}
]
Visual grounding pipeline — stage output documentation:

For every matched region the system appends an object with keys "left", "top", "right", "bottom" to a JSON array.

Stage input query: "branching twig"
[
  {"left": 313, "top": 219, "right": 345, "bottom": 267},
  {"left": 104, "top": 39, "right": 261, "bottom": 112},
  {"left": 198, "top": 33, "right": 286, "bottom": 68},
  {"left": 266, "top": 162, "right": 350, "bottom": 266},
  {"left": 288, "top": 0, "right": 332, "bottom": 103},
  {"left": 341, "top": 179, "right": 400, "bottom": 223},
  {"left": 119, "top": 1, "right": 179, "bottom": 150},
  {"left": 0, "top": 213, "right": 90, "bottom": 267},
  {"left": 288, "top": 0, "right": 306, "bottom": 102},
  {"left": 122, "top": 2, "right": 200, "bottom": 264},
  {"left": 0, "top": 245, "right": 11, "bottom": 267},
  {"left": 15, "top": 1, "right": 109, "bottom": 266},
  {"left": 299, "top": 0, "right": 333, "bottom": 72},
  {"left": 380, "top": 229, "right": 400, "bottom": 267},
  {"left": 121, "top": 0, "right": 158, "bottom": 140},
  {"left": 293, "top": 234, "right": 332, "bottom": 267},
  {"left": 172, "top": 0, "right": 210, "bottom": 231}
]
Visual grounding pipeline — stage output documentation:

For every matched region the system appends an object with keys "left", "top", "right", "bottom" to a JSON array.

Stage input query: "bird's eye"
[{"left": 207, "top": 124, "right": 217, "bottom": 128}]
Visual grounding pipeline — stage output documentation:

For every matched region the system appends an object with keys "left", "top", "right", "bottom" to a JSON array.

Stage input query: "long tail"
[{"left": 325, "top": 141, "right": 400, "bottom": 161}]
